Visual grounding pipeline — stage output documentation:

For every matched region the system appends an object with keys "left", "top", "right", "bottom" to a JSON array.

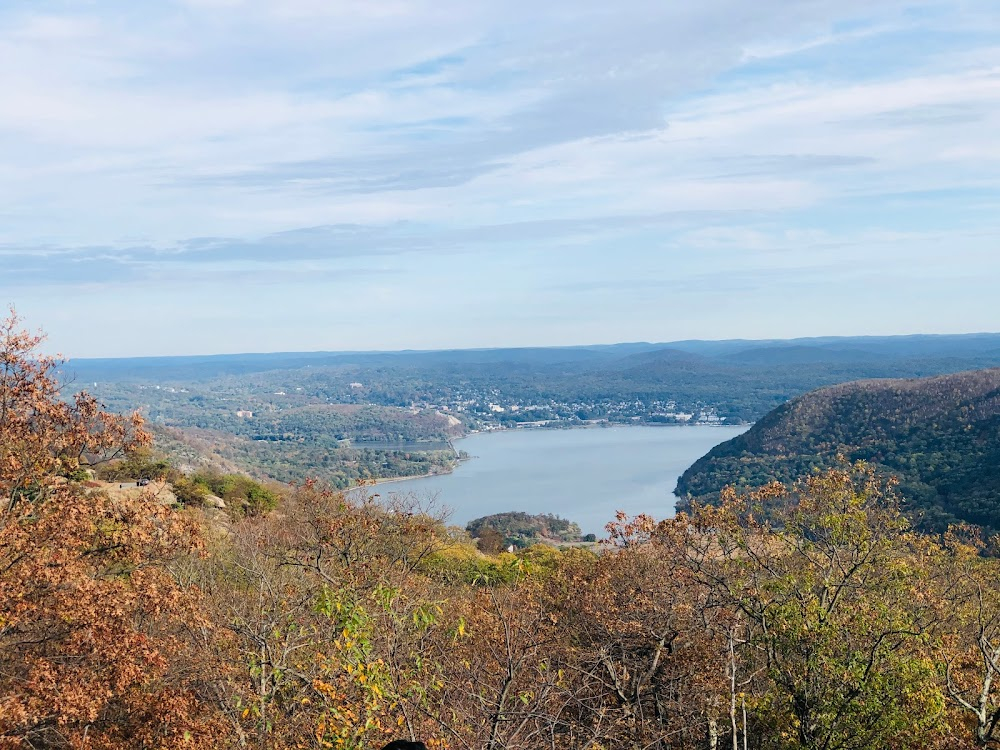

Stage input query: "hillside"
[{"left": 675, "top": 368, "right": 1000, "bottom": 533}]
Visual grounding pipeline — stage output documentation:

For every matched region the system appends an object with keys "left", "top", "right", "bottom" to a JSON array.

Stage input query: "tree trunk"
[{"left": 708, "top": 717, "right": 719, "bottom": 750}]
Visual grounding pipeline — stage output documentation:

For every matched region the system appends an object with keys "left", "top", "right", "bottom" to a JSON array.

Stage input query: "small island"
[{"left": 466, "top": 511, "right": 596, "bottom": 551}]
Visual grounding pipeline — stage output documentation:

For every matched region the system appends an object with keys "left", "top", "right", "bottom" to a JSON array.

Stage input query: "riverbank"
[
  {"left": 366, "top": 454, "right": 471, "bottom": 487},
  {"left": 465, "top": 418, "right": 746, "bottom": 435},
  {"left": 369, "top": 470, "right": 448, "bottom": 486}
]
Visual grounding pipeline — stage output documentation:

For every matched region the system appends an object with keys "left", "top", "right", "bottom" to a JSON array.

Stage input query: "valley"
[{"left": 65, "top": 332, "right": 1000, "bottom": 488}]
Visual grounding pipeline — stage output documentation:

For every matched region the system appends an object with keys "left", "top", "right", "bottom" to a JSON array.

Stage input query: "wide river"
[{"left": 379, "top": 425, "right": 747, "bottom": 536}]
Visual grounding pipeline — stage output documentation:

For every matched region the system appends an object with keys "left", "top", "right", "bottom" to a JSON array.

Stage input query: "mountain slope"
[{"left": 675, "top": 368, "right": 1000, "bottom": 533}]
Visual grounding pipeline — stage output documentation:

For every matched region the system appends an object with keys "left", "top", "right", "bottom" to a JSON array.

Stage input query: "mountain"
[
  {"left": 63, "top": 333, "right": 1000, "bottom": 385},
  {"left": 675, "top": 368, "right": 1000, "bottom": 534},
  {"left": 62, "top": 343, "right": 666, "bottom": 383}
]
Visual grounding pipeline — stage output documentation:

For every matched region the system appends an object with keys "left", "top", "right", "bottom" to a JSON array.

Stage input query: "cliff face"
[{"left": 675, "top": 368, "right": 1000, "bottom": 533}]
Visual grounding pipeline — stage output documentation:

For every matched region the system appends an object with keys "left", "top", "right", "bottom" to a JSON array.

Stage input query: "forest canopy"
[{"left": 676, "top": 368, "right": 1000, "bottom": 535}]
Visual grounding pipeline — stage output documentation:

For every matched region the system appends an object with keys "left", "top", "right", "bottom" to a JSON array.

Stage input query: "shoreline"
[
  {"left": 368, "top": 470, "right": 452, "bottom": 487},
  {"left": 464, "top": 418, "right": 746, "bottom": 436},
  {"left": 364, "top": 455, "right": 472, "bottom": 487}
]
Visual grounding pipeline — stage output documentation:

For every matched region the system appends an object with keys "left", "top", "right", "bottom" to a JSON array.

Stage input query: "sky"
[{"left": 1, "top": 0, "right": 999, "bottom": 357}]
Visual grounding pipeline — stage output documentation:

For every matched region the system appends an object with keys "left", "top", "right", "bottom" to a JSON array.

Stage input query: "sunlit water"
[{"left": 377, "top": 425, "right": 747, "bottom": 536}]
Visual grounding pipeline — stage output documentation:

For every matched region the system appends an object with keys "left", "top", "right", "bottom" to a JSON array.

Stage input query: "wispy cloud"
[{"left": 1, "top": 0, "right": 998, "bottom": 355}]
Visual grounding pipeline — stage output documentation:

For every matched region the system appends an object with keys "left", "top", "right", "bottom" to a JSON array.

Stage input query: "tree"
[
  {"left": 681, "top": 464, "right": 948, "bottom": 750},
  {"left": 552, "top": 519, "right": 729, "bottom": 749},
  {"left": 936, "top": 527, "right": 1000, "bottom": 747},
  {"left": 0, "top": 310, "right": 221, "bottom": 748},
  {"left": 475, "top": 527, "right": 505, "bottom": 555},
  {"left": 431, "top": 574, "right": 566, "bottom": 750},
  {"left": 190, "top": 481, "right": 455, "bottom": 750},
  {"left": 1, "top": 310, "right": 148, "bottom": 509}
]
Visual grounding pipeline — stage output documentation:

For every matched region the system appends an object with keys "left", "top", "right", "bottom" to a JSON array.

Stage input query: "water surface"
[{"left": 381, "top": 425, "right": 746, "bottom": 536}]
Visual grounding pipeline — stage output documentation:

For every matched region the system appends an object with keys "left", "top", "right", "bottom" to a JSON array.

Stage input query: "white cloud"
[{"left": 1, "top": 0, "right": 998, "bottom": 353}]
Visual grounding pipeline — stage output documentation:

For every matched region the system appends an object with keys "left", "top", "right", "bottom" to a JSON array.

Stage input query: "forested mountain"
[
  {"left": 68, "top": 333, "right": 1000, "bottom": 397},
  {"left": 676, "top": 368, "right": 1000, "bottom": 534}
]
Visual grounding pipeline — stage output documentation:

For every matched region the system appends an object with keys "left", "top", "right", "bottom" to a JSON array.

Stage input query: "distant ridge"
[
  {"left": 609, "top": 347, "right": 714, "bottom": 369},
  {"left": 63, "top": 332, "right": 1000, "bottom": 384},
  {"left": 675, "top": 368, "right": 1000, "bottom": 534},
  {"left": 62, "top": 342, "right": 667, "bottom": 381}
]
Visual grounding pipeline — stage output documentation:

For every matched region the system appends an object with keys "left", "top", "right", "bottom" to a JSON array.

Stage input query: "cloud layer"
[{"left": 1, "top": 0, "right": 998, "bottom": 355}]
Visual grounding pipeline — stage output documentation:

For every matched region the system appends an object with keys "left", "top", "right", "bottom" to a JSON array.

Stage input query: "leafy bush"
[
  {"left": 189, "top": 471, "right": 281, "bottom": 515},
  {"left": 96, "top": 448, "right": 171, "bottom": 481}
]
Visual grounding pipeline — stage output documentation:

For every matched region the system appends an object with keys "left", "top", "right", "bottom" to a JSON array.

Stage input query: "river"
[{"left": 378, "top": 425, "right": 747, "bottom": 536}]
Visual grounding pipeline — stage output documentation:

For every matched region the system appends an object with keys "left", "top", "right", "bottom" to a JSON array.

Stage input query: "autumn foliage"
[
  {"left": 0, "top": 312, "right": 217, "bottom": 748},
  {"left": 6, "top": 311, "right": 1000, "bottom": 749}
]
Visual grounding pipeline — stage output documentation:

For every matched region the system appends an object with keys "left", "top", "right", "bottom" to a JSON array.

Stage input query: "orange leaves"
[
  {"left": 312, "top": 679, "right": 344, "bottom": 702},
  {"left": 0, "top": 313, "right": 220, "bottom": 748},
  {"left": 0, "top": 309, "right": 150, "bottom": 514},
  {"left": 0, "top": 482, "right": 213, "bottom": 744}
]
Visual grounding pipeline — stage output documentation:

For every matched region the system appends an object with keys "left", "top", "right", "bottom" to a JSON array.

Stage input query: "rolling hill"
[{"left": 675, "top": 368, "right": 1000, "bottom": 534}]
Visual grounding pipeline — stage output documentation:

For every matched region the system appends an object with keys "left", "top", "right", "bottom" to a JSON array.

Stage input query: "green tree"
[{"left": 683, "top": 464, "right": 947, "bottom": 749}]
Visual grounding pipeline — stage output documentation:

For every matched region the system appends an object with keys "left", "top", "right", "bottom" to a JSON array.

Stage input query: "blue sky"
[{"left": 1, "top": 0, "right": 998, "bottom": 357}]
